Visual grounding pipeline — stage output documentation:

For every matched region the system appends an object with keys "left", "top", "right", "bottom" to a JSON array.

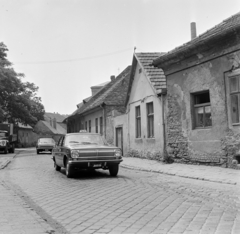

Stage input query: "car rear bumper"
[{"left": 37, "top": 146, "right": 53, "bottom": 151}]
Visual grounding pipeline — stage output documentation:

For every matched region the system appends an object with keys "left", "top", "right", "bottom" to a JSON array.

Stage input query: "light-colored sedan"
[{"left": 36, "top": 138, "right": 55, "bottom": 154}]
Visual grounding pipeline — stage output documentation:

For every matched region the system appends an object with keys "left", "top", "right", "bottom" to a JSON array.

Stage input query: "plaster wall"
[
  {"left": 83, "top": 109, "right": 103, "bottom": 134},
  {"left": 127, "top": 63, "right": 164, "bottom": 156},
  {"left": 166, "top": 50, "right": 240, "bottom": 165}
]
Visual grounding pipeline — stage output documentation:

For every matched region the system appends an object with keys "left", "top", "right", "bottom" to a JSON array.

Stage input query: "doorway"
[{"left": 115, "top": 127, "right": 123, "bottom": 154}]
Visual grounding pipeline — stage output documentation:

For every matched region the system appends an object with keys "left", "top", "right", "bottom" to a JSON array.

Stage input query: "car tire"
[
  {"left": 11, "top": 146, "right": 15, "bottom": 153},
  {"left": 109, "top": 165, "right": 119, "bottom": 177},
  {"left": 65, "top": 159, "right": 74, "bottom": 178},
  {"left": 37, "top": 150, "right": 40, "bottom": 154},
  {"left": 54, "top": 161, "right": 61, "bottom": 171},
  {"left": 4, "top": 147, "right": 8, "bottom": 154}
]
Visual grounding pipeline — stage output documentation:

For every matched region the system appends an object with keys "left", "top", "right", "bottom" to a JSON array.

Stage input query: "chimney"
[
  {"left": 191, "top": 22, "right": 197, "bottom": 40},
  {"left": 110, "top": 75, "right": 115, "bottom": 81}
]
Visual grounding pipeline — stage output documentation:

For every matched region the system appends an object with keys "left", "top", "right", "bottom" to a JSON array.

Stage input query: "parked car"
[
  {"left": 36, "top": 138, "right": 55, "bottom": 154},
  {"left": 52, "top": 131, "right": 123, "bottom": 178}
]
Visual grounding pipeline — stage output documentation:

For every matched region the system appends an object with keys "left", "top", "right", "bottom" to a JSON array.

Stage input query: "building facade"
[{"left": 153, "top": 12, "right": 240, "bottom": 169}]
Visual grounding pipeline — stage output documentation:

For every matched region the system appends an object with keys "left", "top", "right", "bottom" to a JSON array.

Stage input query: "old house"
[
  {"left": 114, "top": 53, "right": 166, "bottom": 157},
  {"left": 66, "top": 66, "right": 131, "bottom": 149},
  {"left": 16, "top": 123, "right": 38, "bottom": 147},
  {"left": 153, "top": 12, "right": 240, "bottom": 168},
  {"left": 65, "top": 81, "right": 109, "bottom": 133},
  {"left": 34, "top": 118, "right": 66, "bottom": 143}
]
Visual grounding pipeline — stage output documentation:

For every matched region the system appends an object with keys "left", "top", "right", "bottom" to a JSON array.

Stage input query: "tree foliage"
[{"left": 0, "top": 42, "right": 45, "bottom": 126}]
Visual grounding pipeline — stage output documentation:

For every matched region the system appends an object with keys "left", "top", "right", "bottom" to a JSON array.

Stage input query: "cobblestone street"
[{"left": 1, "top": 150, "right": 240, "bottom": 234}]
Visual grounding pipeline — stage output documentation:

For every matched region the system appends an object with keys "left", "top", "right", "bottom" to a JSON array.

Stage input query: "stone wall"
[
  {"left": 221, "top": 130, "right": 240, "bottom": 169},
  {"left": 166, "top": 94, "right": 189, "bottom": 161}
]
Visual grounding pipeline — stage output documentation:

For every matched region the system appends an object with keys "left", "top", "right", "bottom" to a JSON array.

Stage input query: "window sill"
[{"left": 193, "top": 127, "right": 212, "bottom": 130}]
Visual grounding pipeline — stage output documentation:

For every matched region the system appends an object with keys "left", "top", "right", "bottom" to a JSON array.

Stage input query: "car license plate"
[{"left": 93, "top": 163, "right": 101, "bottom": 168}]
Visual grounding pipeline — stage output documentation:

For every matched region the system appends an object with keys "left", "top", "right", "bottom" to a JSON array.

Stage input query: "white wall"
[{"left": 127, "top": 62, "right": 164, "bottom": 155}]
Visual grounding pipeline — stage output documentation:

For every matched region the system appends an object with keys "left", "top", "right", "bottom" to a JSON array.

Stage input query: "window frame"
[
  {"left": 192, "top": 90, "right": 212, "bottom": 129},
  {"left": 135, "top": 105, "right": 141, "bottom": 138},
  {"left": 229, "top": 74, "right": 240, "bottom": 125},
  {"left": 89, "top": 120, "right": 91, "bottom": 133},
  {"left": 95, "top": 118, "right": 98, "bottom": 133},
  {"left": 100, "top": 117, "right": 103, "bottom": 135},
  {"left": 146, "top": 102, "right": 154, "bottom": 138}
]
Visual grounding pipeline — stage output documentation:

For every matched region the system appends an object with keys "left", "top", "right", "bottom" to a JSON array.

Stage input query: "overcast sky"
[{"left": 1, "top": 0, "right": 239, "bottom": 115}]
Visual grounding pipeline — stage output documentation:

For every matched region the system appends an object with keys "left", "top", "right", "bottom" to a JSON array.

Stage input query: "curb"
[
  {"left": 120, "top": 164, "right": 237, "bottom": 186},
  {"left": 0, "top": 149, "right": 23, "bottom": 170}
]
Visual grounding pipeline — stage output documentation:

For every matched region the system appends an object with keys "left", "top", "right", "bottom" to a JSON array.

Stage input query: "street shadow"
[{"left": 59, "top": 168, "right": 123, "bottom": 180}]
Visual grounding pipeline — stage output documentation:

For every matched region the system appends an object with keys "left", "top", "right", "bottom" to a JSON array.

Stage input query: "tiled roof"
[
  {"left": 153, "top": 11, "right": 240, "bottom": 65},
  {"left": 42, "top": 121, "right": 66, "bottom": 134},
  {"left": 17, "top": 123, "right": 33, "bottom": 129},
  {"left": 74, "top": 65, "right": 131, "bottom": 116},
  {"left": 135, "top": 53, "right": 166, "bottom": 92}
]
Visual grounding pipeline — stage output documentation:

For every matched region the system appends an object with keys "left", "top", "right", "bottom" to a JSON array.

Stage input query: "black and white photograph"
[{"left": 0, "top": 0, "right": 240, "bottom": 233}]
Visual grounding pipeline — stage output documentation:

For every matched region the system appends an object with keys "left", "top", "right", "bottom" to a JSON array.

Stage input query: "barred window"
[
  {"left": 147, "top": 102, "right": 154, "bottom": 138},
  {"left": 135, "top": 106, "right": 141, "bottom": 138}
]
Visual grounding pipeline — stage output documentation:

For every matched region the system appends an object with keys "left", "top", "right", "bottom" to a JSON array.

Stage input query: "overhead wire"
[{"left": 14, "top": 47, "right": 133, "bottom": 65}]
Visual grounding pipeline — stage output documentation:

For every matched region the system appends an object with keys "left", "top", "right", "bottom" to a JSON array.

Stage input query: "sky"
[{"left": 0, "top": 0, "right": 239, "bottom": 115}]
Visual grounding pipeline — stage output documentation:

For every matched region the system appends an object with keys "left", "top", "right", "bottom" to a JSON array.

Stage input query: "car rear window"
[{"left": 38, "top": 138, "right": 55, "bottom": 144}]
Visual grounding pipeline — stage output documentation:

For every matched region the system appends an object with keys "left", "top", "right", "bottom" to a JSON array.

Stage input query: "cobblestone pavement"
[
  {"left": 0, "top": 179, "right": 55, "bottom": 234},
  {"left": 1, "top": 151, "right": 239, "bottom": 234}
]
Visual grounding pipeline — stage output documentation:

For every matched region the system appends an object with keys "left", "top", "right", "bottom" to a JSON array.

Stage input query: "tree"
[{"left": 0, "top": 42, "right": 45, "bottom": 126}]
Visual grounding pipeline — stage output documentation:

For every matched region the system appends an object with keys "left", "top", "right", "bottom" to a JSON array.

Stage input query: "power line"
[{"left": 14, "top": 47, "right": 133, "bottom": 65}]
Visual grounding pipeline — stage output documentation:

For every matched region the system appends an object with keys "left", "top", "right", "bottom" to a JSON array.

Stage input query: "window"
[
  {"left": 135, "top": 106, "right": 141, "bottom": 138},
  {"left": 193, "top": 91, "right": 212, "bottom": 128},
  {"left": 100, "top": 117, "right": 103, "bottom": 135},
  {"left": 89, "top": 120, "right": 91, "bottom": 132},
  {"left": 85, "top": 121, "right": 87, "bottom": 130},
  {"left": 147, "top": 102, "right": 154, "bottom": 138},
  {"left": 230, "top": 74, "right": 240, "bottom": 124},
  {"left": 95, "top": 118, "right": 98, "bottom": 133}
]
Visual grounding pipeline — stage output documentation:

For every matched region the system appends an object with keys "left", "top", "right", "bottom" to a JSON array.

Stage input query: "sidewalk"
[
  {"left": 121, "top": 157, "right": 240, "bottom": 185},
  {"left": 0, "top": 148, "right": 59, "bottom": 234}
]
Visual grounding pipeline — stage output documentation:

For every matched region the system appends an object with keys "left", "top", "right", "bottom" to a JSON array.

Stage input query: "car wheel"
[
  {"left": 109, "top": 165, "right": 119, "bottom": 177},
  {"left": 4, "top": 147, "right": 8, "bottom": 154},
  {"left": 37, "top": 150, "right": 40, "bottom": 154},
  {"left": 11, "top": 146, "right": 15, "bottom": 153},
  {"left": 65, "top": 159, "right": 74, "bottom": 178},
  {"left": 54, "top": 161, "right": 61, "bottom": 171}
]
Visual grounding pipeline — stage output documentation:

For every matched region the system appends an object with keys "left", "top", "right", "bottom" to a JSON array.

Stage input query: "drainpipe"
[
  {"left": 160, "top": 89, "right": 167, "bottom": 160},
  {"left": 100, "top": 103, "right": 106, "bottom": 138}
]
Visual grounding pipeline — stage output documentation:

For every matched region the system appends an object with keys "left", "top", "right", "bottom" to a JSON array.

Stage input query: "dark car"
[
  {"left": 36, "top": 138, "right": 55, "bottom": 154},
  {"left": 52, "top": 131, "right": 123, "bottom": 178}
]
